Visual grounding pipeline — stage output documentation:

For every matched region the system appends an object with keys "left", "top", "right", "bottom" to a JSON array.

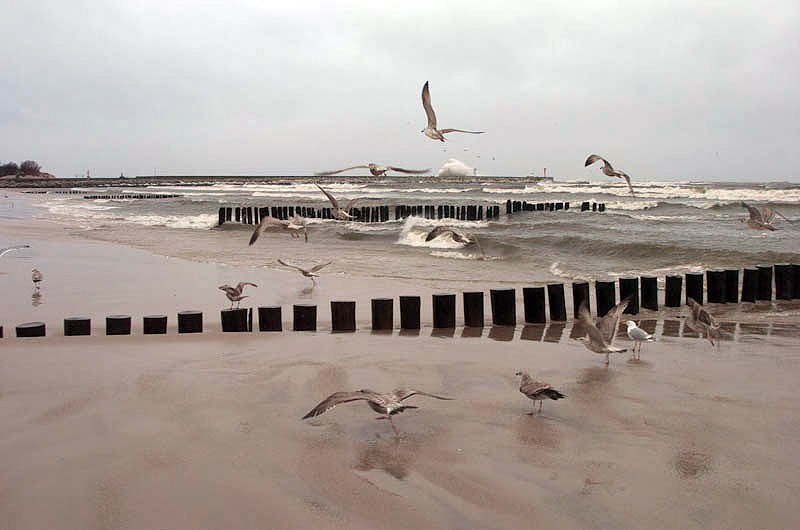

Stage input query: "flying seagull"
[
  {"left": 594, "top": 295, "right": 633, "bottom": 343},
  {"left": 218, "top": 282, "right": 257, "bottom": 308},
  {"left": 302, "top": 388, "right": 453, "bottom": 435},
  {"left": 316, "top": 184, "right": 368, "bottom": 220},
  {"left": 740, "top": 202, "right": 788, "bottom": 231},
  {"left": 421, "top": 81, "right": 485, "bottom": 142},
  {"left": 425, "top": 226, "right": 476, "bottom": 245},
  {"left": 577, "top": 301, "right": 627, "bottom": 365},
  {"left": 315, "top": 163, "right": 430, "bottom": 177},
  {"left": 249, "top": 215, "right": 308, "bottom": 245},
  {"left": 686, "top": 297, "right": 720, "bottom": 346},
  {"left": 585, "top": 154, "right": 635, "bottom": 196},
  {"left": 0, "top": 244, "right": 30, "bottom": 257},
  {"left": 515, "top": 371, "right": 566, "bottom": 415},
  {"left": 625, "top": 320, "right": 655, "bottom": 359},
  {"left": 277, "top": 259, "right": 331, "bottom": 285}
]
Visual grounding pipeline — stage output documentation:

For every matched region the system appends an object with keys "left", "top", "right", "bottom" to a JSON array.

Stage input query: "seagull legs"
[{"left": 605, "top": 353, "right": 610, "bottom": 365}]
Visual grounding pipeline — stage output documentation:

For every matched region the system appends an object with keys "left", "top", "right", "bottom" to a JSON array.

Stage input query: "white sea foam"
[
  {"left": 430, "top": 250, "right": 495, "bottom": 260},
  {"left": 124, "top": 214, "right": 219, "bottom": 229},
  {"left": 395, "top": 217, "right": 483, "bottom": 249}
]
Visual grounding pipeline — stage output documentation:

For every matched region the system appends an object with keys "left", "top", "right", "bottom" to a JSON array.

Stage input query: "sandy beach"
[{"left": 1, "top": 205, "right": 800, "bottom": 530}]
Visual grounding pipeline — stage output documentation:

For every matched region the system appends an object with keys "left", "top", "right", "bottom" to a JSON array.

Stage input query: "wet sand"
[{"left": 2, "top": 215, "right": 800, "bottom": 529}]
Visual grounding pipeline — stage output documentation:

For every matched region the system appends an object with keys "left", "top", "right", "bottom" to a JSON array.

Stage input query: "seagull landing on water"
[
  {"left": 315, "top": 163, "right": 430, "bottom": 177},
  {"left": 625, "top": 321, "right": 654, "bottom": 360},
  {"left": 302, "top": 388, "right": 453, "bottom": 436},
  {"left": 515, "top": 371, "right": 565, "bottom": 415},
  {"left": 576, "top": 301, "right": 628, "bottom": 365},
  {"left": 249, "top": 216, "right": 308, "bottom": 245},
  {"left": 218, "top": 282, "right": 257, "bottom": 309},
  {"left": 585, "top": 154, "right": 635, "bottom": 196},
  {"left": 0, "top": 244, "right": 30, "bottom": 257},
  {"left": 740, "top": 202, "right": 788, "bottom": 231},
  {"left": 316, "top": 184, "right": 368, "bottom": 220},
  {"left": 277, "top": 259, "right": 331, "bottom": 286},
  {"left": 686, "top": 297, "right": 721, "bottom": 346},
  {"left": 421, "top": 81, "right": 484, "bottom": 142},
  {"left": 425, "top": 226, "right": 485, "bottom": 256}
]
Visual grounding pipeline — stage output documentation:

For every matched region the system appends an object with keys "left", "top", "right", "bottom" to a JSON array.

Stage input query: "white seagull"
[
  {"left": 277, "top": 259, "right": 332, "bottom": 285},
  {"left": 625, "top": 320, "right": 655, "bottom": 359},
  {"left": 421, "top": 81, "right": 485, "bottom": 142},
  {"left": 585, "top": 154, "right": 635, "bottom": 196},
  {"left": 316, "top": 184, "right": 368, "bottom": 220},
  {"left": 315, "top": 163, "right": 430, "bottom": 177}
]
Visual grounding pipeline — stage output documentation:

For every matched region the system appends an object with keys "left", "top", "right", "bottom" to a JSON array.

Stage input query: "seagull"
[
  {"left": 625, "top": 320, "right": 655, "bottom": 359},
  {"left": 585, "top": 154, "right": 635, "bottom": 196},
  {"left": 592, "top": 295, "right": 633, "bottom": 343},
  {"left": 421, "top": 81, "right": 485, "bottom": 142},
  {"left": 249, "top": 215, "right": 308, "bottom": 245},
  {"left": 277, "top": 259, "right": 331, "bottom": 285},
  {"left": 31, "top": 268, "right": 43, "bottom": 291},
  {"left": 515, "top": 371, "right": 566, "bottom": 415},
  {"left": 316, "top": 184, "right": 368, "bottom": 220},
  {"left": 577, "top": 301, "right": 628, "bottom": 365},
  {"left": 218, "top": 282, "right": 257, "bottom": 308},
  {"left": 740, "top": 202, "right": 788, "bottom": 231},
  {"left": 302, "top": 388, "right": 453, "bottom": 435},
  {"left": 315, "top": 163, "right": 430, "bottom": 177},
  {"left": 425, "top": 226, "right": 476, "bottom": 245},
  {"left": 0, "top": 244, "right": 29, "bottom": 257},
  {"left": 686, "top": 297, "right": 720, "bottom": 346}
]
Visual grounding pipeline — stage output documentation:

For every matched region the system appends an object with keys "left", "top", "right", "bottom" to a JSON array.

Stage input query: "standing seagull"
[
  {"left": 277, "top": 259, "right": 331, "bottom": 285},
  {"left": 0, "top": 244, "right": 30, "bottom": 257},
  {"left": 316, "top": 184, "right": 368, "bottom": 220},
  {"left": 740, "top": 202, "right": 788, "bottom": 231},
  {"left": 31, "top": 268, "right": 43, "bottom": 291},
  {"left": 686, "top": 298, "right": 720, "bottom": 346},
  {"left": 577, "top": 301, "right": 627, "bottom": 365},
  {"left": 315, "top": 163, "right": 430, "bottom": 177},
  {"left": 249, "top": 216, "right": 308, "bottom": 245},
  {"left": 585, "top": 154, "right": 635, "bottom": 196},
  {"left": 625, "top": 321, "right": 655, "bottom": 359},
  {"left": 515, "top": 371, "right": 566, "bottom": 415},
  {"left": 302, "top": 388, "right": 453, "bottom": 436},
  {"left": 421, "top": 81, "right": 485, "bottom": 142},
  {"left": 218, "top": 282, "right": 257, "bottom": 308}
]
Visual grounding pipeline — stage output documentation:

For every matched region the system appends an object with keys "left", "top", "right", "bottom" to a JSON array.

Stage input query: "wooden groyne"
[
  {"left": 4, "top": 263, "right": 797, "bottom": 338},
  {"left": 23, "top": 190, "right": 182, "bottom": 199}
]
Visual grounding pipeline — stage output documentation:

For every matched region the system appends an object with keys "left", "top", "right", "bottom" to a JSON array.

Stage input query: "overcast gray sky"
[{"left": 1, "top": 0, "right": 798, "bottom": 180}]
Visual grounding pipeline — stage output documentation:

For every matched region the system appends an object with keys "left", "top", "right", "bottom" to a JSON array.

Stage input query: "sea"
[{"left": 9, "top": 177, "right": 800, "bottom": 287}]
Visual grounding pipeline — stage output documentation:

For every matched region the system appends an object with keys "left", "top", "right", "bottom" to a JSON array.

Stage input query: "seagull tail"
[{"left": 542, "top": 389, "right": 566, "bottom": 400}]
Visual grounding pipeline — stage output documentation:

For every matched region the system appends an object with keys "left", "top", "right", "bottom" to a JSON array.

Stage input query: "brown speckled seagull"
[
  {"left": 515, "top": 371, "right": 566, "bottom": 415},
  {"left": 585, "top": 154, "right": 635, "bottom": 196}
]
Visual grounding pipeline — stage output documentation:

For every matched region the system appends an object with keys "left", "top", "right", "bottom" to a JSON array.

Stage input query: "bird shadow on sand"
[
  {"left": 298, "top": 286, "right": 315, "bottom": 297},
  {"left": 353, "top": 434, "right": 422, "bottom": 480},
  {"left": 514, "top": 413, "right": 561, "bottom": 450}
]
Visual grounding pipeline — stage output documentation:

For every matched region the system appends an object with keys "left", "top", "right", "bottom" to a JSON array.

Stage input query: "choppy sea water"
[{"left": 17, "top": 177, "right": 800, "bottom": 285}]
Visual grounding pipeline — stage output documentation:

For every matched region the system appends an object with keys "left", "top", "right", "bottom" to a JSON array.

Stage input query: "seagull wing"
[
  {"left": 249, "top": 216, "right": 282, "bottom": 246},
  {"left": 277, "top": 259, "right": 305, "bottom": 273},
  {"left": 0, "top": 244, "right": 30, "bottom": 257},
  {"left": 520, "top": 377, "right": 552, "bottom": 397},
  {"left": 386, "top": 166, "right": 430, "bottom": 174},
  {"left": 438, "top": 128, "right": 485, "bottom": 135},
  {"left": 301, "top": 391, "right": 374, "bottom": 419},
  {"left": 344, "top": 197, "right": 369, "bottom": 211},
  {"left": 309, "top": 261, "right": 332, "bottom": 273},
  {"left": 314, "top": 166, "right": 369, "bottom": 176},
  {"left": 597, "top": 295, "right": 632, "bottom": 342},
  {"left": 236, "top": 282, "right": 258, "bottom": 290},
  {"left": 425, "top": 226, "right": 451, "bottom": 241},
  {"left": 421, "top": 81, "right": 437, "bottom": 129},
  {"left": 741, "top": 202, "right": 763, "bottom": 222},
  {"left": 393, "top": 388, "right": 454, "bottom": 401},
  {"left": 618, "top": 172, "right": 635, "bottom": 196},
  {"left": 584, "top": 154, "right": 607, "bottom": 167},
  {"left": 316, "top": 184, "right": 340, "bottom": 209}
]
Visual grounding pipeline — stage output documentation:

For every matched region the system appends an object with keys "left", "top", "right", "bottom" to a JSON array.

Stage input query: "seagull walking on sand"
[
  {"left": 686, "top": 297, "right": 720, "bottom": 346},
  {"left": 421, "top": 81, "right": 485, "bottom": 142},
  {"left": 249, "top": 215, "right": 308, "bottom": 245},
  {"left": 740, "top": 202, "right": 788, "bottom": 231},
  {"left": 515, "top": 371, "right": 566, "bottom": 415},
  {"left": 585, "top": 154, "right": 635, "bottom": 196},
  {"left": 0, "top": 244, "right": 30, "bottom": 257},
  {"left": 316, "top": 184, "right": 368, "bottom": 220},
  {"left": 31, "top": 268, "right": 43, "bottom": 291},
  {"left": 277, "top": 259, "right": 331, "bottom": 285},
  {"left": 218, "top": 282, "right": 257, "bottom": 308},
  {"left": 576, "top": 301, "right": 628, "bottom": 365},
  {"left": 315, "top": 163, "right": 430, "bottom": 177},
  {"left": 302, "top": 388, "right": 453, "bottom": 436},
  {"left": 625, "top": 320, "right": 654, "bottom": 359}
]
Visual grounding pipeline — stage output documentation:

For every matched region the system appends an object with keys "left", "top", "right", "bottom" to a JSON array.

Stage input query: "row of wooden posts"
[
  {"left": 81, "top": 193, "right": 181, "bottom": 200},
  {"left": 4, "top": 264, "right": 798, "bottom": 338}
]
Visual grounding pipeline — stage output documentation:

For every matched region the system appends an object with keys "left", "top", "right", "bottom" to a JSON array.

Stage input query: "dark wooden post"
[
  {"left": 64, "top": 317, "right": 91, "bottom": 336},
  {"left": 774, "top": 264, "right": 793, "bottom": 300},
  {"left": 16, "top": 322, "right": 45, "bottom": 337},
  {"left": 490, "top": 289, "right": 516, "bottom": 326},
  {"left": 106, "top": 315, "right": 131, "bottom": 335},
  {"left": 705, "top": 269, "right": 725, "bottom": 303},
  {"left": 619, "top": 277, "right": 639, "bottom": 314},
  {"left": 293, "top": 304, "right": 317, "bottom": 331},
  {"left": 741, "top": 267, "right": 758, "bottom": 302},
  {"left": 547, "top": 283, "right": 567, "bottom": 321},
  {"left": 143, "top": 315, "right": 168, "bottom": 334},
  {"left": 793, "top": 264, "right": 800, "bottom": 300},
  {"left": 685, "top": 272, "right": 703, "bottom": 304},
  {"left": 331, "top": 301, "right": 356, "bottom": 332},
  {"left": 178, "top": 310, "right": 203, "bottom": 333},
  {"left": 399, "top": 296, "right": 421, "bottom": 330},
  {"left": 371, "top": 298, "right": 393, "bottom": 331},
  {"left": 595, "top": 280, "right": 616, "bottom": 317},
  {"left": 523, "top": 287, "right": 546, "bottom": 323},
  {"left": 432, "top": 293, "right": 456, "bottom": 329},
  {"left": 571, "top": 282, "right": 589, "bottom": 318},
  {"left": 463, "top": 291, "right": 484, "bottom": 327},
  {"left": 258, "top": 306, "right": 282, "bottom": 331},
  {"left": 725, "top": 269, "right": 739, "bottom": 303},
  {"left": 665, "top": 275, "right": 682, "bottom": 307},
  {"left": 757, "top": 264, "right": 773, "bottom": 301},
  {"left": 221, "top": 308, "right": 250, "bottom": 332},
  {"left": 218, "top": 207, "right": 225, "bottom": 226},
  {"left": 640, "top": 276, "right": 658, "bottom": 311}
]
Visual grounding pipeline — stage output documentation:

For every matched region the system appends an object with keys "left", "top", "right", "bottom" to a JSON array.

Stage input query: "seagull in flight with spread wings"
[
  {"left": 315, "top": 163, "right": 430, "bottom": 177},
  {"left": 421, "top": 81, "right": 484, "bottom": 142},
  {"left": 585, "top": 154, "right": 635, "bottom": 196}
]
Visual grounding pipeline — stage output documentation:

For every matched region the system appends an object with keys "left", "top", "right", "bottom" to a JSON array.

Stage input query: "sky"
[{"left": 1, "top": 0, "right": 798, "bottom": 180}]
